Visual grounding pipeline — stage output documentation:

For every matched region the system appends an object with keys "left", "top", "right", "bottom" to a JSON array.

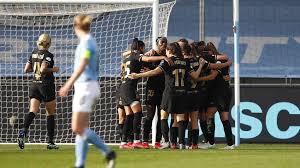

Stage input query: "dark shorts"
[
  {"left": 160, "top": 89, "right": 186, "bottom": 114},
  {"left": 145, "top": 84, "right": 164, "bottom": 105},
  {"left": 198, "top": 89, "right": 209, "bottom": 112},
  {"left": 119, "top": 84, "right": 140, "bottom": 106},
  {"left": 185, "top": 90, "right": 200, "bottom": 112},
  {"left": 207, "top": 84, "right": 232, "bottom": 112},
  {"left": 29, "top": 82, "right": 56, "bottom": 102}
]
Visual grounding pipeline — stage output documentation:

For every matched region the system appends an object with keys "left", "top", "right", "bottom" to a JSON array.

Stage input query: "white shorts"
[{"left": 72, "top": 81, "right": 100, "bottom": 113}]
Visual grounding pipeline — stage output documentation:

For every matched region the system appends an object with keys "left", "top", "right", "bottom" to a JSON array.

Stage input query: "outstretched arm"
[
  {"left": 196, "top": 70, "right": 218, "bottom": 81},
  {"left": 40, "top": 62, "right": 59, "bottom": 73},
  {"left": 129, "top": 67, "right": 163, "bottom": 79},
  {"left": 209, "top": 60, "right": 232, "bottom": 70}
]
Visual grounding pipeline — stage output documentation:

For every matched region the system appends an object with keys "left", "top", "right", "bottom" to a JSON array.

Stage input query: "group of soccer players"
[{"left": 117, "top": 37, "right": 234, "bottom": 150}]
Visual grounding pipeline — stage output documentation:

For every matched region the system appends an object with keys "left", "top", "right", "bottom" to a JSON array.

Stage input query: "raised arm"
[
  {"left": 189, "top": 58, "right": 206, "bottom": 81},
  {"left": 140, "top": 55, "right": 166, "bottom": 63},
  {"left": 129, "top": 67, "right": 163, "bottom": 79}
]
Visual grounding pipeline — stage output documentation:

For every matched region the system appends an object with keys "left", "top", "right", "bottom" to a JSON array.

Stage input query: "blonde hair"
[
  {"left": 37, "top": 33, "right": 51, "bottom": 50},
  {"left": 74, "top": 14, "right": 92, "bottom": 32}
]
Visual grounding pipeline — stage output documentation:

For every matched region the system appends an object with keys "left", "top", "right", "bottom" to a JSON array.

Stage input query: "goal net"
[{"left": 0, "top": 1, "right": 175, "bottom": 144}]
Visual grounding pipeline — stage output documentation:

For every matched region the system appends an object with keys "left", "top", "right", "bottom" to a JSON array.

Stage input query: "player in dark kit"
[
  {"left": 142, "top": 37, "right": 168, "bottom": 149},
  {"left": 18, "top": 34, "right": 59, "bottom": 150},
  {"left": 129, "top": 42, "right": 206, "bottom": 149},
  {"left": 177, "top": 40, "right": 219, "bottom": 149},
  {"left": 119, "top": 38, "right": 169, "bottom": 149},
  {"left": 199, "top": 42, "right": 234, "bottom": 150}
]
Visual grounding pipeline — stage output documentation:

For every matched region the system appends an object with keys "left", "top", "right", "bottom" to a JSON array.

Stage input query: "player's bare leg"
[
  {"left": 18, "top": 98, "right": 40, "bottom": 149},
  {"left": 118, "top": 107, "right": 126, "bottom": 141},
  {"left": 45, "top": 100, "right": 58, "bottom": 149}
]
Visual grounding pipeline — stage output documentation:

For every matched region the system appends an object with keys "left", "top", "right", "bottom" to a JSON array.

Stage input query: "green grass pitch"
[{"left": 1, "top": 144, "right": 300, "bottom": 168}]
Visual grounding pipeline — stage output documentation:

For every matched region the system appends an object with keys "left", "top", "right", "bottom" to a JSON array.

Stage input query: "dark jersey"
[
  {"left": 144, "top": 49, "right": 165, "bottom": 89},
  {"left": 158, "top": 56, "right": 193, "bottom": 93},
  {"left": 121, "top": 51, "right": 143, "bottom": 89},
  {"left": 185, "top": 57, "right": 210, "bottom": 92},
  {"left": 28, "top": 49, "right": 54, "bottom": 84}
]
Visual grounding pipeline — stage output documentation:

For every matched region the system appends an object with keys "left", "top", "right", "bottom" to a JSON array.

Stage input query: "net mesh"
[{"left": 0, "top": 1, "right": 175, "bottom": 143}]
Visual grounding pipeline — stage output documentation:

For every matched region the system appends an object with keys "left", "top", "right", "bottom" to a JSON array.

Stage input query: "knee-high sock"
[
  {"left": 187, "top": 122, "right": 192, "bottom": 146},
  {"left": 47, "top": 115, "right": 55, "bottom": 143},
  {"left": 222, "top": 120, "right": 233, "bottom": 146},
  {"left": 83, "top": 128, "right": 110, "bottom": 155},
  {"left": 161, "top": 119, "right": 169, "bottom": 142},
  {"left": 191, "top": 129, "right": 199, "bottom": 145},
  {"left": 75, "top": 135, "right": 89, "bottom": 167},
  {"left": 133, "top": 112, "right": 142, "bottom": 141},
  {"left": 118, "top": 124, "right": 124, "bottom": 141},
  {"left": 207, "top": 118, "right": 215, "bottom": 145},
  {"left": 178, "top": 121, "right": 187, "bottom": 145},
  {"left": 170, "top": 126, "right": 178, "bottom": 144},
  {"left": 122, "top": 114, "right": 134, "bottom": 142},
  {"left": 23, "top": 112, "right": 36, "bottom": 134},
  {"left": 200, "top": 120, "right": 208, "bottom": 142}
]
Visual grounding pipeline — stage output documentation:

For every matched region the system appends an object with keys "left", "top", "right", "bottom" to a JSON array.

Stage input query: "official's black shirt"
[{"left": 28, "top": 49, "right": 54, "bottom": 84}]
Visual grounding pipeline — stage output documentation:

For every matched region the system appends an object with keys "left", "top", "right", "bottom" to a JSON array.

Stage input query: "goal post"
[{"left": 0, "top": 0, "right": 175, "bottom": 144}]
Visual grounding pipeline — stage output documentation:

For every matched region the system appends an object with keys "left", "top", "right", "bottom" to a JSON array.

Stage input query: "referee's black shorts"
[{"left": 29, "top": 82, "right": 56, "bottom": 102}]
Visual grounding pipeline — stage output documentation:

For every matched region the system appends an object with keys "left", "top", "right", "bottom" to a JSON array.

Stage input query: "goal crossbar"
[{"left": 0, "top": 0, "right": 156, "bottom": 4}]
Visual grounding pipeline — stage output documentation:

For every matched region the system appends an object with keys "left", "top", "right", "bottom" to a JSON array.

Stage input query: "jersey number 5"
[{"left": 173, "top": 69, "right": 185, "bottom": 87}]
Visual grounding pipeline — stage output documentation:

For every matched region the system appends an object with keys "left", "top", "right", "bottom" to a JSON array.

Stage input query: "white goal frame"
[
  {"left": 0, "top": 0, "right": 162, "bottom": 146},
  {"left": 0, "top": 0, "right": 159, "bottom": 50}
]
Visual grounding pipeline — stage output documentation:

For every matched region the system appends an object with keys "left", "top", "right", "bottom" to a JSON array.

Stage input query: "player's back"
[
  {"left": 121, "top": 51, "right": 143, "bottom": 89},
  {"left": 159, "top": 56, "right": 190, "bottom": 93},
  {"left": 30, "top": 49, "right": 54, "bottom": 84}
]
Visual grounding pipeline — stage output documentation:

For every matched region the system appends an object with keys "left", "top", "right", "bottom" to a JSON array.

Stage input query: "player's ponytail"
[
  {"left": 74, "top": 14, "right": 92, "bottom": 33},
  {"left": 37, "top": 33, "right": 51, "bottom": 50}
]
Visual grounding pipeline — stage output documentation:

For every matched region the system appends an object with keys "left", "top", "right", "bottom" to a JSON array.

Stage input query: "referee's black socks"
[
  {"left": 133, "top": 112, "right": 142, "bottom": 141},
  {"left": 24, "top": 112, "right": 36, "bottom": 134},
  {"left": 47, "top": 115, "right": 55, "bottom": 143},
  {"left": 222, "top": 120, "right": 234, "bottom": 146}
]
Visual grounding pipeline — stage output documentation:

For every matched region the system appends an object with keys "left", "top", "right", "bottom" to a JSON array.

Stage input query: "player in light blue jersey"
[{"left": 59, "top": 14, "right": 116, "bottom": 168}]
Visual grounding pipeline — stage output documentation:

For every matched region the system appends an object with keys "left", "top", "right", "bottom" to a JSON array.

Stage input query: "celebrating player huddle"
[{"left": 117, "top": 37, "right": 234, "bottom": 150}]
